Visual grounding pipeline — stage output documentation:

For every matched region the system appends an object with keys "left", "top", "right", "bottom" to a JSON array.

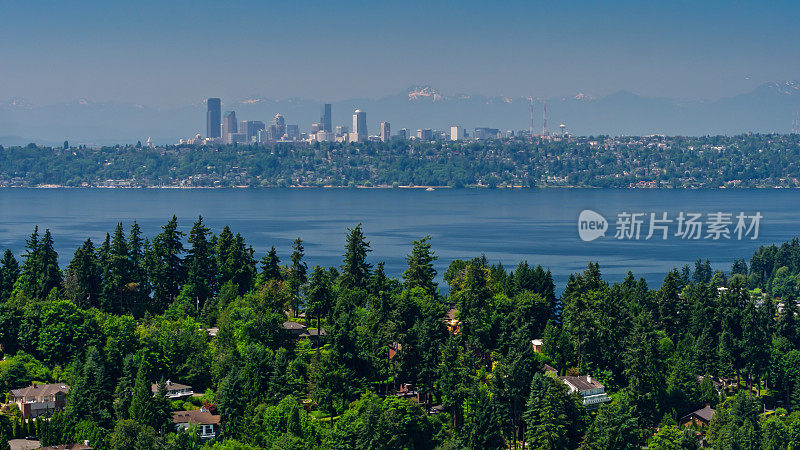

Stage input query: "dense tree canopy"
[{"left": 1, "top": 218, "right": 799, "bottom": 448}]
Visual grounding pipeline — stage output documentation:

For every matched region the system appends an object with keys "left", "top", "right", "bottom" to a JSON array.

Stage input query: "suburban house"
[
  {"left": 7, "top": 383, "right": 70, "bottom": 418},
  {"left": 560, "top": 375, "right": 611, "bottom": 409},
  {"left": 282, "top": 321, "right": 307, "bottom": 338},
  {"left": 680, "top": 404, "right": 715, "bottom": 427},
  {"left": 172, "top": 408, "right": 221, "bottom": 440},
  {"left": 282, "top": 321, "right": 327, "bottom": 341},
  {"left": 151, "top": 380, "right": 193, "bottom": 399}
]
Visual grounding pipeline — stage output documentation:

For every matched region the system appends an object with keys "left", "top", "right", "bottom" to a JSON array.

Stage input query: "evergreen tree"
[
  {"left": 339, "top": 223, "right": 372, "bottom": 290},
  {"left": 465, "top": 386, "right": 504, "bottom": 450},
  {"left": 63, "top": 239, "right": 101, "bottom": 308},
  {"left": 580, "top": 396, "right": 640, "bottom": 449},
  {"left": 524, "top": 374, "right": 583, "bottom": 450},
  {"left": 287, "top": 238, "right": 307, "bottom": 315},
  {"left": 129, "top": 358, "right": 153, "bottom": 426},
  {"left": 67, "top": 347, "right": 113, "bottom": 426},
  {"left": 36, "top": 229, "right": 61, "bottom": 299},
  {"left": 403, "top": 235, "right": 438, "bottom": 297},
  {"left": 0, "top": 250, "right": 20, "bottom": 299},
  {"left": 15, "top": 226, "right": 41, "bottom": 298},
  {"left": 259, "top": 245, "right": 282, "bottom": 283},
  {"left": 185, "top": 216, "right": 216, "bottom": 308},
  {"left": 125, "top": 221, "right": 150, "bottom": 313},
  {"left": 148, "top": 215, "right": 185, "bottom": 311},
  {"left": 102, "top": 223, "right": 133, "bottom": 313}
]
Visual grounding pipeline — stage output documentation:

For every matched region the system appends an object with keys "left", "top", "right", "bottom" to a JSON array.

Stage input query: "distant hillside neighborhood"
[{"left": 1, "top": 134, "right": 800, "bottom": 189}]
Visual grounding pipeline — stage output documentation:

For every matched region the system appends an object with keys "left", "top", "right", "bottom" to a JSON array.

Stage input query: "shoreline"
[{"left": 0, "top": 184, "right": 795, "bottom": 190}]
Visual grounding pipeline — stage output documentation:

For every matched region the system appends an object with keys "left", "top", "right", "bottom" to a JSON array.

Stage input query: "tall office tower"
[
  {"left": 273, "top": 114, "right": 286, "bottom": 139},
  {"left": 286, "top": 124, "right": 300, "bottom": 140},
  {"left": 380, "top": 122, "right": 391, "bottom": 142},
  {"left": 257, "top": 128, "right": 272, "bottom": 144},
  {"left": 335, "top": 125, "right": 349, "bottom": 136},
  {"left": 206, "top": 98, "right": 221, "bottom": 138},
  {"left": 397, "top": 128, "right": 408, "bottom": 140},
  {"left": 321, "top": 103, "right": 332, "bottom": 132},
  {"left": 416, "top": 129, "right": 433, "bottom": 141},
  {"left": 240, "top": 121, "right": 265, "bottom": 142},
  {"left": 222, "top": 111, "right": 238, "bottom": 143},
  {"left": 450, "top": 126, "right": 465, "bottom": 141},
  {"left": 352, "top": 109, "right": 367, "bottom": 142}
]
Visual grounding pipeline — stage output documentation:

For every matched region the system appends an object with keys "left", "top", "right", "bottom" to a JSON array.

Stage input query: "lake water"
[{"left": 0, "top": 188, "right": 798, "bottom": 292}]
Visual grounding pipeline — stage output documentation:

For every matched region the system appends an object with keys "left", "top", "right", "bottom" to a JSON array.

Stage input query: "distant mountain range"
[{"left": 1, "top": 82, "right": 799, "bottom": 145}]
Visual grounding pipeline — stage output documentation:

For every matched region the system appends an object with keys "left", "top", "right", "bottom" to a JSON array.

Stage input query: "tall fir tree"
[
  {"left": 64, "top": 239, "right": 101, "bottom": 308},
  {"left": 403, "top": 235, "right": 438, "bottom": 297},
  {"left": 148, "top": 215, "right": 185, "bottom": 311},
  {"left": 339, "top": 223, "right": 372, "bottom": 291},
  {"left": 185, "top": 216, "right": 216, "bottom": 308},
  {"left": 0, "top": 249, "right": 20, "bottom": 299},
  {"left": 259, "top": 246, "right": 282, "bottom": 283}
]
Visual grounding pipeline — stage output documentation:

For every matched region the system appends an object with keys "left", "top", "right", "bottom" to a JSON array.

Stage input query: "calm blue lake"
[{"left": 0, "top": 188, "right": 797, "bottom": 292}]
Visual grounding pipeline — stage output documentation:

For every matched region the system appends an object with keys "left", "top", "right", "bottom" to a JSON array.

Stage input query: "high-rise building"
[
  {"left": 273, "top": 114, "right": 286, "bottom": 139},
  {"left": 240, "top": 121, "right": 265, "bottom": 142},
  {"left": 473, "top": 127, "right": 500, "bottom": 140},
  {"left": 352, "top": 109, "right": 367, "bottom": 142},
  {"left": 321, "top": 103, "right": 332, "bottom": 132},
  {"left": 380, "top": 122, "right": 391, "bottom": 142},
  {"left": 222, "top": 111, "right": 238, "bottom": 144},
  {"left": 257, "top": 128, "right": 272, "bottom": 143},
  {"left": 286, "top": 124, "right": 300, "bottom": 140},
  {"left": 206, "top": 98, "right": 221, "bottom": 139},
  {"left": 450, "top": 126, "right": 465, "bottom": 141},
  {"left": 416, "top": 129, "right": 433, "bottom": 141},
  {"left": 335, "top": 125, "right": 349, "bottom": 136}
]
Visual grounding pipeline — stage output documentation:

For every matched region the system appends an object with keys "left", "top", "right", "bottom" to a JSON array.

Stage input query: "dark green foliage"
[
  {"left": 339, "top": 224, "right": 371, "bottom": 291},
  {"left": 3, "top": 220, "right": 800, "bottom": 448}
]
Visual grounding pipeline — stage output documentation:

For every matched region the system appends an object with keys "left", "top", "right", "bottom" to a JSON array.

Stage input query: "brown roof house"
[
  {"left": 680, "top": 404, "right": 715, "bottom": 427},
  {"left": 151, "top": 380, "right": 194, "bottom": 399},
  {"left": 7, "top": 383, "right": 70, "bottom": 418},
  {"left": 172, "top": 408, "right": 221, "bottom": 441},
  {"left": 561, "top": 375, "right": 611, "bottom": 409}
]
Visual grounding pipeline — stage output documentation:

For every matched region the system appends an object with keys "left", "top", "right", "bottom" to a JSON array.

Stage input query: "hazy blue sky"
[{"left": 2, "top": 0, "right": 799, "bottom": 107}]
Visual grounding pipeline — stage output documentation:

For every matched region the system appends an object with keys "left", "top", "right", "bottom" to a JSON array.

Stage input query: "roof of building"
[
  {"left": 282, "top": 321, "right": 307, "bottom": 330},
  {"left": 172, "top": 409, "right": 221, "bottom": 425},
  {"left": 8, "top": 383, "right": 70, "bottom": 398},
  {"left": 562, "top": 375, "right": 605, "bottom": 391},
  {"left": 532, "top": 339, "right": 544, "bottom": 346},
  {"left": 681, "top": 404, "right": 715, "bottom": 423},
  {"left": 151, "top": 380, "right": 192, "bottom": 393},
  {"left": 543, "top": 364, "right": 557, "bottom": 373}
]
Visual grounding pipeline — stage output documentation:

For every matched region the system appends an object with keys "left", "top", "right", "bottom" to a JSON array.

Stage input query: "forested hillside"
[
  {"left": 1, "top": 219, "right": 800, "bottom": 448},
  {"left": 3, "top": 133, "right": 800, "bottom": 188}
]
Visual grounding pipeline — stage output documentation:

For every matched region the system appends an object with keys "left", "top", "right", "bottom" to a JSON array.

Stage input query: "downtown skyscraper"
[
  {"left": 321, "top": 103, "right": 332, "bottom": 132},
  {"left": 206, "top": 98, "right": 221, "bottom": 138}
]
